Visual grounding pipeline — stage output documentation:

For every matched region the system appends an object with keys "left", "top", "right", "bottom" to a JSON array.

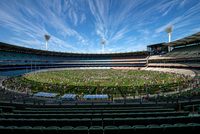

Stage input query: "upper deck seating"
[{"left": 164, "top": 44, "right": 200, "bottom": 58}]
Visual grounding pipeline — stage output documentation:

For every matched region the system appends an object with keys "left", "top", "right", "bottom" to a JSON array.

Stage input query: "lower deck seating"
[
  {"left": 1, "top": 115, "right": 199, "bottom": 127},
  {"left": 0, "top": 123, "right": 200, "bottom": 134},
  {"left": 0, "top": 111, "right": 189, "bottom": 119},
  {"left": 0, "top": 102, "right": 200, "bottom": 133}
]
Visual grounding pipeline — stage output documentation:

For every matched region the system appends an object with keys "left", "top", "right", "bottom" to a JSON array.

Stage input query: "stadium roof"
[
  {"left": 147, "top": 43, "right": 166, "bottom": 47},
  {"left": 167, "top": 32, "right": 200, "bottom": 47}
]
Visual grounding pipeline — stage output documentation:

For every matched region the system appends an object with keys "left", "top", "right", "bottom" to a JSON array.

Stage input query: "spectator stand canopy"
[
  {"left": 83, "top": 94, "right": 109, "bottom": 100},
  {"left": 61, "top": 94, "right": 77, "bottom": 101},
  {"left": 33, "top": 92, "right": 58, "bottom": 98}
]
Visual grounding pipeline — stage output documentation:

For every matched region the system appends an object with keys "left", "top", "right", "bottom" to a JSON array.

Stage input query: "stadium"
[{"left": 0, "top": 0, "right": 200, "bottom": 134}]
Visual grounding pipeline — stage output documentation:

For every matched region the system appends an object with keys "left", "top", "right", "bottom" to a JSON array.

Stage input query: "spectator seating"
[
  {"left": 164, "top": 44, "right": 200, "bottom": 58},
  {"left": 0, "top": 101, "right": 200, "bottom": 133}
]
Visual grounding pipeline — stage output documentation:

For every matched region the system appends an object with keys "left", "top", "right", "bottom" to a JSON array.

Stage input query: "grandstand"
[
  {"left": 148, "top": 32, "right": 200, "bottom": 69},
  {"left": 0, "top": 42, "right": 148, "bottom": 72},
  {"left": 0, "top": 32, "right": 200, "bottom": 133},
  {"left": 164, "top": 45, "right": 200, "bottom": 57}
]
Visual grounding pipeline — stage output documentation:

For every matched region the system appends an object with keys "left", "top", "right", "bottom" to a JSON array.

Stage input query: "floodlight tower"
[
  {"left": 165, "top": 26, "right": 173, "bottom": 52},
  {"left": 101, "top": 38, "right": 106, "bottom": 53},
  {"left": 165, "top": 26, "right": 173, "bottom": 42},
  {"left": 44, "top": 34, "right": 51, "bottom": 50}
]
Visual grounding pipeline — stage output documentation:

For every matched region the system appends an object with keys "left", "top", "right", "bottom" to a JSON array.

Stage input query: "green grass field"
[{"left": 3, "top": 69, "right": 191, "bottom": 97}]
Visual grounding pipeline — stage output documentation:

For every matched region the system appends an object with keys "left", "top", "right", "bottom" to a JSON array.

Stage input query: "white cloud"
[{"left": 0, "top": 0, "right": 200, "bottom": 53}]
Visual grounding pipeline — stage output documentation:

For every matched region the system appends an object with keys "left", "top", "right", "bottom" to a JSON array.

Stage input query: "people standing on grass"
[{"left": 1, "top": 70, "right": 196, "bottom": 100}]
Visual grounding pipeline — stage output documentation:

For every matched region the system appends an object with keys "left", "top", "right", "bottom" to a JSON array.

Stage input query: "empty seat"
[
  {"left": 44, "top": 126, "right": 59, "bottom": 134},
  {"left": 30, "top": 126, "right": 45, "bottom": 134},
  {"left": 0, "top": 126, "right": 16, "bottom": 133},
  {"left": 161, "top": 124, "right": 175, "bottom": 133},
  {"left": 73, "top": 126, "right": 88, "bottom": 134},
  {"left": 104, "top": 126, "right": 119, "bottom": 134},
  {"left": 14, "top": 126, "right": 32, "bottom": 133},
  {"left": 119, "top": 125, "right": 133, "bottom": 134},
  {"left": 147, "top": 124, "right": 163, "bottom": 133},
  {"left": 59, "top": 126, "right": 74, "bottom": 133},
  {"left": 133, "top": 125, "right": 147, "bottom": 134},
  {"left": 187, "top": 123, "right": 200, "bottom": 131},
  {"left": 89, "top": 126, "right": 103, "bottom": 134}
]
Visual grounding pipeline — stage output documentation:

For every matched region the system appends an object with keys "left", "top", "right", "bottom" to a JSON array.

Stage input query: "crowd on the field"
[
  {"left": 1, "top": 70, "right": 195, "bottom": 98},
  {"left": 0, "top": 74, "right": 200, "bottom": 103}
]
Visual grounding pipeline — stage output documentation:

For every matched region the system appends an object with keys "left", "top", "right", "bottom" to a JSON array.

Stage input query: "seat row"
[
  {"left": 0, "top": 101, "right": 175, "bottom": 109},
  {"left": 0, "top": 106, "right": 15, "bottom": 113},
  {"left": 0, "top": 115, "right": 200, "bottom": 127},
  {"left": 0, "top": 111, "right": 189, "bottom": 119},
  {"left": 13, "top": 108, "right": 175, "bottom": 114},
  {"left": 24, "top": 106, "right": 165, "bottom": 111},
  {"left": 0, "top": 123, "right": 200, "bottom": 134}
]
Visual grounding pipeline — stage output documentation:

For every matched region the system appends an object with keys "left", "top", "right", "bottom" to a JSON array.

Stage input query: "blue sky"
[{"left": 0, "top": 0, "right": 200, "bottom": 53}]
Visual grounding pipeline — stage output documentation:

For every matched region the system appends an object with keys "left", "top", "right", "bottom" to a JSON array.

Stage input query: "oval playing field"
[{"left": 3, "top": 69, "right": 191, "bottom": 97}]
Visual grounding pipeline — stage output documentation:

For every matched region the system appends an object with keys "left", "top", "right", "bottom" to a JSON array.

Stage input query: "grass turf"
[{"left": 3, "top": 69, "right": 191, "bottom": 97}]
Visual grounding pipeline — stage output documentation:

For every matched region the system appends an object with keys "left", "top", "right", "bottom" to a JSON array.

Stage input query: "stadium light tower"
[
  {"left": 165, "top": 26, "right": 173, "bottom": 42},
  {"left": 165, "top": 26, "right": 173, "bottom": 52},
  {"left": 101, "top": 38, "right": 106, "bottom": 53},
  {"left": 44, "top": 34, "right": 51, "bottom": 50}
]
